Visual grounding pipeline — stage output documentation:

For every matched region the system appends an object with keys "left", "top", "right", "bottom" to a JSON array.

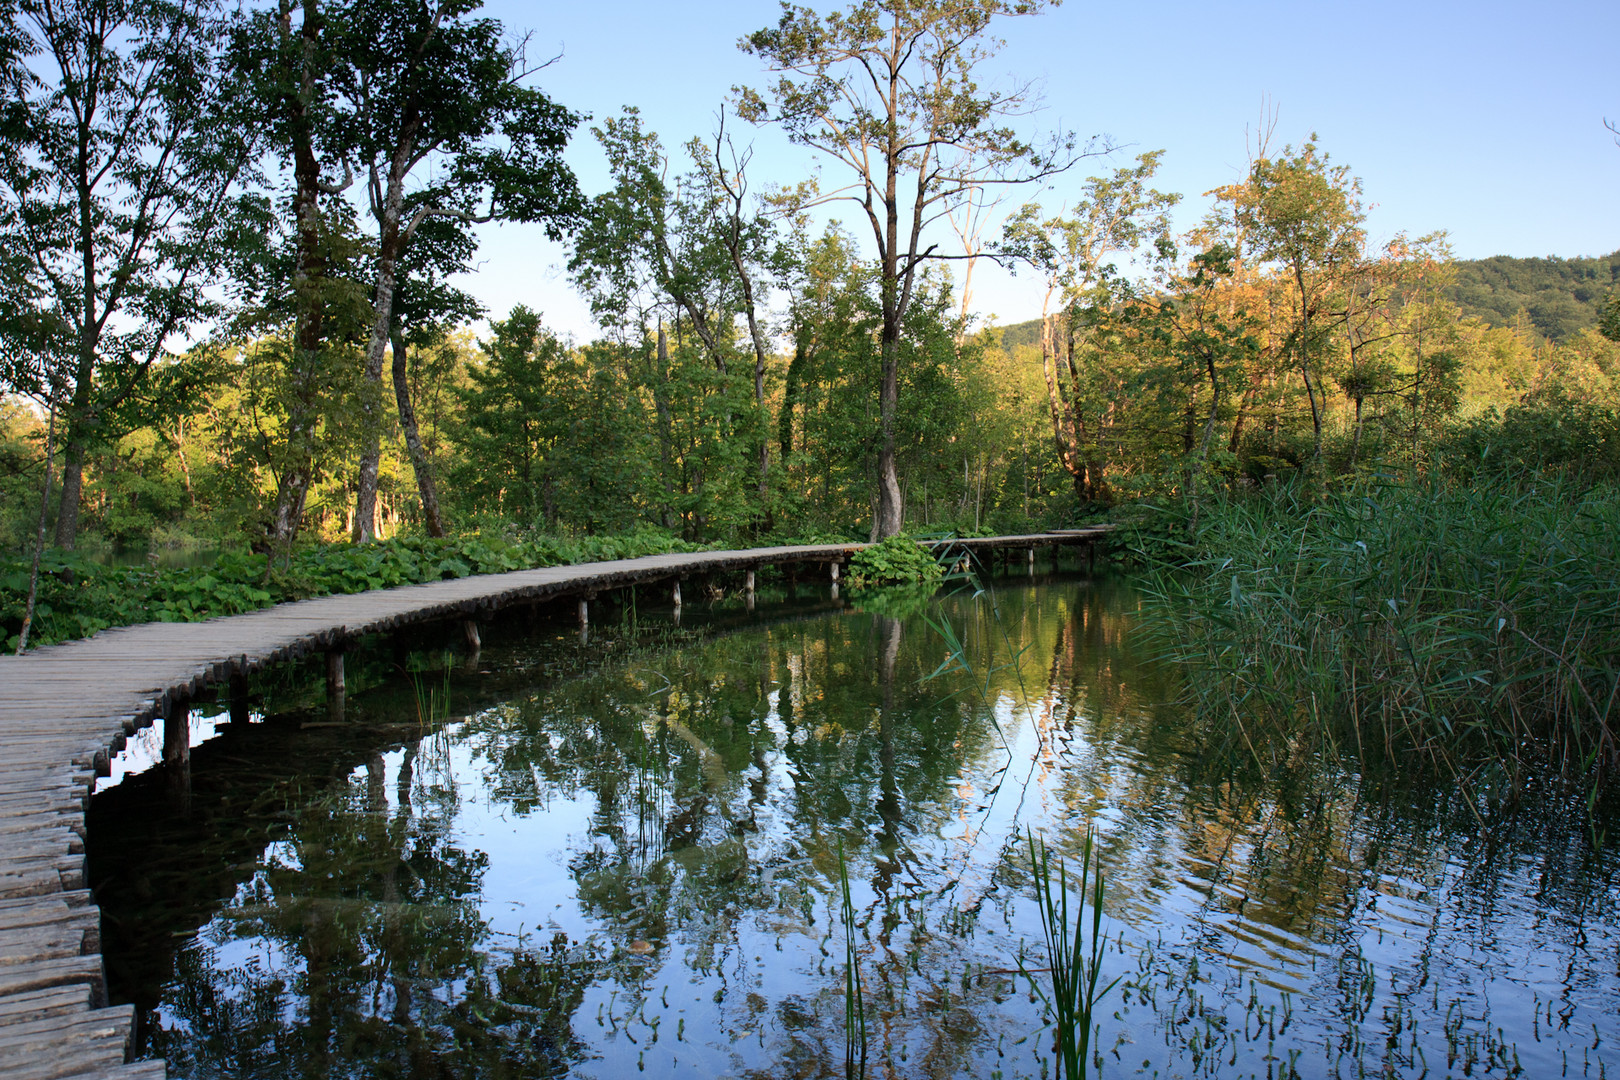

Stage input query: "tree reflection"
[{"left": 93, "top": 574, "right": 1620, "bottom": 1078}]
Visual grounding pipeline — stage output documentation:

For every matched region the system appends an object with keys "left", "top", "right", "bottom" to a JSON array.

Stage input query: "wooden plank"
[
  {"left": 0, "top": 983, "right": 90, "bottom": 1024},
  {"left": 0, "top": 954, "right": 103, "bottom": 997}
]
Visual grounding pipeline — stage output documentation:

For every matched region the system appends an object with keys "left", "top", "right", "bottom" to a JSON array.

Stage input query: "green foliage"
[
  {"left": 1438, "top": 388, "right": 1620, "bottom": 485},
  {"left": 845, "top": 536, "right": 943, "bottom": 590},
  {"left": 1024, "top": 828, "right": 1118, "bottom": 1080},
  {"left": 1446, "top": 251, "right": 1620, "bottom": 342},
  {"left": 1134, "top": 478, "right": 1620, "bottom": 793},
  {"left": 1, "top": 528, "right": 708, "bottom": 651}
]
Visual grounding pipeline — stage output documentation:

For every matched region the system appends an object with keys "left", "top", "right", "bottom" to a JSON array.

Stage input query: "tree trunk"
[
  {"left": 390, "top": 324, "right": 446, "bottom": 536},
  {"left": 1039, "top": 310, "right": 1085, "bottom": 495},
  {"left": 353, "top": 122, "right": 419, "bottom": 542},
  {"left": 652, "top": 322, "right": 677, "bottom": 531},
  {"left": 1294, "top": 260, "right": 1323, "bottom": 460},
  {"left": 873, "top": 321, "right": 904, "bottom": 540},
  {"left": 266, "top": 0, "right": 333, "bottom": 551},
  {"left": 52, "top": 439, "right": 85, "bottom": 550}
]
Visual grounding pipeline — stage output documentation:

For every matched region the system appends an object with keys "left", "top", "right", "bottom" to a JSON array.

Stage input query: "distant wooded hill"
[
  {"left": 1446, "top": 252, "right": 1620, "bottom": 341},
  {"left": 990, "top": 252, "right": 1620, "bottom": 348}
]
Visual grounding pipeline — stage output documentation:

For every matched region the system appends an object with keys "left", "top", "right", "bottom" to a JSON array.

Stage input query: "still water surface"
[{"left": 90, "top": 575, "right": 1620, "bottom": 1078}]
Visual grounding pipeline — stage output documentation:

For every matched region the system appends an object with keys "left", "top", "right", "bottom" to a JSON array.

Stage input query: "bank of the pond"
[
  {"left": 1124, "top": 479, "right": 1620, "bottom": 800},
  {"left": 90, "top": 573, "right": 1620, "bottom": 1080},
  {"left": 2, "top": 530, "right": 716, "bottom": 652}
]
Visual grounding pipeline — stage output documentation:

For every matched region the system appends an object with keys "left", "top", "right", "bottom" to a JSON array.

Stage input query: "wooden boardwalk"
[{"left": 0, "top": 529, "right": 1110, "bottom": 1076}]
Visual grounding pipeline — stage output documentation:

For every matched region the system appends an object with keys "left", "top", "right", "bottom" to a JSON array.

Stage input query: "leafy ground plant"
[
  {"left": 846, "top": 535, "right": 944, "bottom": 590},
  {"left": 2, "top": 529, "right": 711, "bottom": 651}
]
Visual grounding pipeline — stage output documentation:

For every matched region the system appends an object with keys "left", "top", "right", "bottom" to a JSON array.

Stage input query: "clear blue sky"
[{"left": 462, "top": 0, "right": 1620, "bottom": 340}]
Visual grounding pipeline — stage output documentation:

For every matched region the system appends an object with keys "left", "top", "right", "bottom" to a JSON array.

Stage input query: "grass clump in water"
[
  {"left": 1134, "top": 476, "right": 1620, "bottom": 798},
  {"left": 1024, "top": 828, "right": 1118, "bottom": 1080}
]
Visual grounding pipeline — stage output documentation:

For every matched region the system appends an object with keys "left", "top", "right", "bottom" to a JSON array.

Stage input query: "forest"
[{"left": 2, "top": 0, "right": 1619, "bottom": 745}]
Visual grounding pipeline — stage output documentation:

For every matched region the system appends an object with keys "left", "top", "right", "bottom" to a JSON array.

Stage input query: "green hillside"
[
  {"left": 988, "top": 252, "right": 1620, "bottom": 348},
  {"left": 1446, "top": 251, "right": 1620, "bottom": 341}
]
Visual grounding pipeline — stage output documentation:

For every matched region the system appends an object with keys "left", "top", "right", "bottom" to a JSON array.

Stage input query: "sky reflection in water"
[{"left": 91, "top": 575, "right": 1620, "bottom": 1079}]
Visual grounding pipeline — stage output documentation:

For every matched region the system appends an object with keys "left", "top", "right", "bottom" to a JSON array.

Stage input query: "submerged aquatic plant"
[
  {"left": 836, "top": 839, "right": 868, "bottom": 1080},
  {"left": 1024, "top": 828, "right": 1119, "bottom": 1080}
]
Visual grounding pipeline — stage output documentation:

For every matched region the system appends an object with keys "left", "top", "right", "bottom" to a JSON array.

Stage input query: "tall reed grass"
[
  {"left": 1025, "top": 828, "right": 1118, "bottom": 1080},
  {"left": 1133, "top": 477, "right": 1620, "bottom": 796}
]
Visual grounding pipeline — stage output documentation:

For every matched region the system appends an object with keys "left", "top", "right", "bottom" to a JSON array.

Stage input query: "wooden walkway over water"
[{"left": 0, "top": 529, "right": 1110, "bottom": 1076}]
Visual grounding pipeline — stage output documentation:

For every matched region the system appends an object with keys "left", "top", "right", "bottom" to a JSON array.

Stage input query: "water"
[{"left": 89, "top": 574, "right": 1620, "bottom": 1079}]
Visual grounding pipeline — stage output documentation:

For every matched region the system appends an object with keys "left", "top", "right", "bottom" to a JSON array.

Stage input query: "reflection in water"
[{"left": 90, "top": 576, "right": 1620, "bottom": 1078}]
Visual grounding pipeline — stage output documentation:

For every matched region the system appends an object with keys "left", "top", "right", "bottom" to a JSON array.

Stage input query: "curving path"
[{"left": 0, "top": 529, "right": 1110, "bottom": 1077}]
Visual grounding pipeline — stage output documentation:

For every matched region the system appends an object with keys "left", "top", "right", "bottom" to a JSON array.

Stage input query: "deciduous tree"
[
  {"left": 0, "top": 0, "right": 255, "bottom": 549},
  {"left": 738, "top": 0, "right": 1098, "bottom": 538}
]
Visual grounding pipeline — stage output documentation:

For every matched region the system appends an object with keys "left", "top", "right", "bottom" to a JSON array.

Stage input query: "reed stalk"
[
  {"left": 836, "top": 839, "right": 867, "bottom": 1079},
  {"left": 1024, "top": 827, "right": 1118, "bottom": 1080}
]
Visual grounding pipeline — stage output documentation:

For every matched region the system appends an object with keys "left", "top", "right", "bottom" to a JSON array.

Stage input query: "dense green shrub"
[
  {"left": 1437, "top": 390, "right": 1620, "bottom": 485},
  {"left": 846, "top": 536, "right": 944, "bottom": 590}
]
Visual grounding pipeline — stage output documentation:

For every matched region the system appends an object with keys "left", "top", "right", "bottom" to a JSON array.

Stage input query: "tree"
[
  {"left": 1222, "top": 138, "right": 1364, "bottom": 463},
  {"left": 385, "top": 212, "right": 481, "bottom": 537},
  {"left": 1001, "top": 151, "right": 1180, "bottom": 503},
  {"left": 226, "top": 0, "right": 357, "bottom": 550},
  {"left": 334, "top": 0, "right": 582, "bottom": 542},
  {"left": 738, "top": 0, "right": 1097, "bottom": 539},
  {"left": 569, "top": 109, "right": 779, "bottom": 534},
  {"left": 0, "top": 0, "right": 256, "bottom": 550}
]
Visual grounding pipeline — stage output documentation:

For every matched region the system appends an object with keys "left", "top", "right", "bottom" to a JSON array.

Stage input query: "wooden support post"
[
  {"left": 745, "top": 569, "right": 756, "bottom": 611},
  {"left": 326, "top": 648, "right": 346, "bottom": 698},
  {"left": 229, "top": 666, "right": 250, "bottom": 726},
  {"left": 830, "top": 561, "right": 840, "bottom": 585},
  {"left": 579, "top": 597, "right": 590, "bottom": 629},
  {"left": 163, "top": 696, "right": 190, "bottom": 766},
  {"left": 462, "top": 619, "right": 481, "bottom": 651},
  {"left": 326, "top": 647, "right": 346, "bottom": 720},
  {"left": 673, "top": 580, "right": 682, "bottom": 609}
]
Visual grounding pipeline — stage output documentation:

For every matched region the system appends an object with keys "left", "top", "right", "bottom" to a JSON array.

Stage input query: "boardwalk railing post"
[
  {"left": 230, "top": 660, "right": 250, "bottom": 726},
  {"left": 163, "top": 694, "right": 190, "bottom": 767},
  {"left": 326, "top": 644, "right": 346, "bottom": 720}
]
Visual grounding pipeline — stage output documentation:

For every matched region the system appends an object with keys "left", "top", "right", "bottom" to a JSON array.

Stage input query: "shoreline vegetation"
[{"left": 1131, "top": 478, "right": 1620, "bottom": 795}]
